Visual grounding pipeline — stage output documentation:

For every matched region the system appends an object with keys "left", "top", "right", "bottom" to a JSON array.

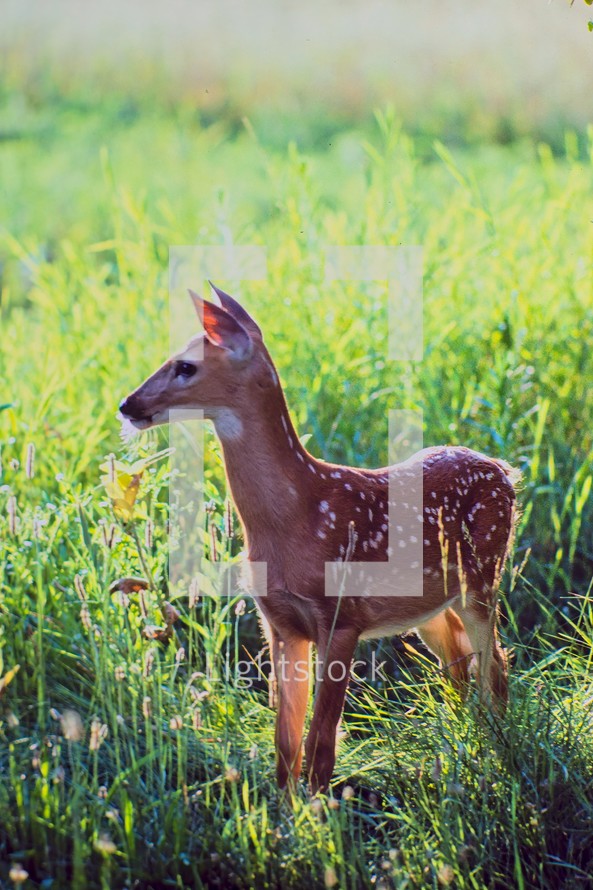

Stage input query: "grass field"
[{"left": 1, "top": 8, "right": 593, "bottom": 888}]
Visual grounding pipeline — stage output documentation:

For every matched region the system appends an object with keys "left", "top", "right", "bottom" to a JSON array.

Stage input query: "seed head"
[
  {"left": 189, "top": 576, "right": 200, "bottom": 608},
  {"left": 224, "top": 499, "right": 233, "bottom": 538},
  {"left": 324, "top": 866, "right": 338, "bottom": 888},
  {"left": 144, "top": 517, "right": 153, "bottom": 550},
  {"left": 80, "top": 605, "right": 92, "bottom": 631},
  {"left": 224, "top": 765, "right": 240, "bottom": 783},
  {"left": 311, "top": 798, "right": 324, "bottom": 817},
  {"left": 209, "top": 524, "right": 218, "bottom": 561},
  {"left": 143, "top": 648, "right": 155, "bottom": 678},
  {"left": 94, "top": 833, "right": 117, "bottom": 856},
  {"left": 437, "top": 864, "right": 455, "bottom": 886},
  {"left": 74, "top": 574, "right": 87, "bottom": 602},
  {"left": 7, "top": 495, "right": 17, "bottom": 536},
  {"left": 89, "top": 718, "right": 108, "bottom": 751},
  {"left": 61, "top": 709, "right": 84, "bottom": 742},
  {"left": 25, "top": 443, "right": 35, "bottom": 479},
  {"left": 9, "top": 863, "right": 29, "bottom": 884}
]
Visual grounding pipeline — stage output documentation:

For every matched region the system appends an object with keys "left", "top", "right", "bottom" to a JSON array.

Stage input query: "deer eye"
[{"left": 174, "top": 361, "right": 197, "bottom": 379}]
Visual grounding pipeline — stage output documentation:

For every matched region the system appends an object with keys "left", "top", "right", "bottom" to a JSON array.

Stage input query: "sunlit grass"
[{"left": 0, "top": 75, "right": 592, "bottom": 887}]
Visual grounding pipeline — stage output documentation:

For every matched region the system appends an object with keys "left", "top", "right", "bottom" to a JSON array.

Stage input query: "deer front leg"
[
  {"left": 270, "top": 631, "right": 311, "bottom": 791},
  {"left": 305, "top": 627, "right": 358, "bottom": 794}
]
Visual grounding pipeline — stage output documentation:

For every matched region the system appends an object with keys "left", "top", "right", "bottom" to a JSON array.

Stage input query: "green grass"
[{"left": 1, "top": 73, "right": 593, "bottom": 889}]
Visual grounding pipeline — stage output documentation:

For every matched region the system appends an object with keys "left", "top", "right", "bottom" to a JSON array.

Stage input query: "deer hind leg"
[
  {"left": 456, "top": 598, "right": 508, "bottom": 708},
  {"left": 416, "top": 607, "right": 474, "bottom": 694},
  {"left": 270, "top": 632, "right": 311, "bottom": 791}
]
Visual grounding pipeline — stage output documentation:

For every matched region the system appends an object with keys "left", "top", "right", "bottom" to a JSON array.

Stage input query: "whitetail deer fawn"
[{"left": 119, "top": 285, "right": 519, "bottom": 794}]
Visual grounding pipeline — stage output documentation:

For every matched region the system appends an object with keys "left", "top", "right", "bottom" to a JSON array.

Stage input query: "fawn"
[{"left": 119, "top": 285, "right": 519, "bottom": 794}]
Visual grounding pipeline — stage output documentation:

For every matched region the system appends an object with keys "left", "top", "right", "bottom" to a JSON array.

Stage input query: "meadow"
[{"left": 1, "top": 16, "right": 593, "bottom": 888}]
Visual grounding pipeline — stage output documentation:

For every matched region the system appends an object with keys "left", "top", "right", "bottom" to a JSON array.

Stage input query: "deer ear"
[
  {"left": 188, "top": 289, "right": 253, "bottom": 359},
  {"left": 208, "top": 282, "right": 262, "bottom": 338}
]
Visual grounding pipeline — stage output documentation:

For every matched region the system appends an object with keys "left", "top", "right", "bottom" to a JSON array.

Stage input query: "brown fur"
[{"left": 120, "top": 287, "right": 519, "bottom": 794}]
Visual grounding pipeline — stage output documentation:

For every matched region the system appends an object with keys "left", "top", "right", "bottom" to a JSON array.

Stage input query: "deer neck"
[{"left": 212, "top": 386, "right": 314, "bottom": 543}]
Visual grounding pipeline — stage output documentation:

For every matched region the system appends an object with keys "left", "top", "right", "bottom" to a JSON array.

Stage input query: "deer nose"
[{"left": 119, "top": 395, "right": 144, "bottom": 420}]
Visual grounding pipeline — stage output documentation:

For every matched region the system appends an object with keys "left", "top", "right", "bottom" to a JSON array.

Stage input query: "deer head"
[{"left": 118, "top": 284, "right": 275, "bottom": 438}]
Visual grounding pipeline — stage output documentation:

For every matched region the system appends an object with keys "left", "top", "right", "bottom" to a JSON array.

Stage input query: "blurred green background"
[{"left": 1, "top": 3, "right": 593, "bottom": 888}]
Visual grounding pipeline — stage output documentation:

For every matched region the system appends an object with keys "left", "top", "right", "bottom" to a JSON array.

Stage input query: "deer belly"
[{"left": 358, "top": 598, "right": 461, "bottom": 641}]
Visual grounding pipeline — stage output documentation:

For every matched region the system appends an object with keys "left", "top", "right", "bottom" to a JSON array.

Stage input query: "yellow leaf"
[{"left": 0, "top": 664, "right": 20, "bottom": 697}]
